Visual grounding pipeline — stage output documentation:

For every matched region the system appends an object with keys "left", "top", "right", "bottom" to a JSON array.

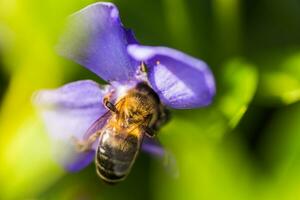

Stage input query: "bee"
[{"left": 75, "top": 81, "right": 169, "bottom": 184}]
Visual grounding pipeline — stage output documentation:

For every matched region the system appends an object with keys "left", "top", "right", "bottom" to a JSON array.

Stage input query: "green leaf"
[
  {"left": 0, "top": 117, "right": 63, "bottom": 199},
  {"left": 152, "top": 58, "right": 258, "bottom": 200},
  {"left": 216, "top": 58, "right": 258, "bottom": 128},
  {"left": 257, "top": 51, "right": 300, "bottom": 105}
]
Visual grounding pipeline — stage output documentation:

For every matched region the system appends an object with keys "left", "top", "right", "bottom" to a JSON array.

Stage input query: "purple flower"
[{"left": 34, "top": 2, "right": 215, "bottom": 174}]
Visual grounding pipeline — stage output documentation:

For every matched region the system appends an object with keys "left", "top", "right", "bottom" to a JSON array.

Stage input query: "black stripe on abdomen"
[{"left": 95, "top": 133, "right": 139, "bottom": 183}]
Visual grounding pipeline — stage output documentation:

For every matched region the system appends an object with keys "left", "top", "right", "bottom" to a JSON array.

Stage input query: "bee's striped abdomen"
[{"left": 95, "top": 129, "right": 141, "bottom": 184}]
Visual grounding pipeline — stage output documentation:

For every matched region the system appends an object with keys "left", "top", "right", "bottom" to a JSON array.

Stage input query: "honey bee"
[{"left": 75, "top": 81, "right": 169, "bottom": 184}]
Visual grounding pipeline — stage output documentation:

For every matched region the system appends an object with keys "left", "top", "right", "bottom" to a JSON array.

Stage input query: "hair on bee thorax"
[{"left": 115, "top": 82, "right": 160, "bottom": 128}]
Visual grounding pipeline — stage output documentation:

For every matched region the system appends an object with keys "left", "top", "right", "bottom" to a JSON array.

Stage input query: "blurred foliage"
[
  {"left": 256, "top": 50, "right": 300, "bottom": 105},
  {"left": 216, "top": 59, "right": 258, "bottom": 128},
  {"left": 0, "top": 0, "right": 300, "bottom": 200}
]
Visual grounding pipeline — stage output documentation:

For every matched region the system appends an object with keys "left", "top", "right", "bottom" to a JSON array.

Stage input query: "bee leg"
[
  {"left": 72, "top": 137, "right": 90, "bottom": 152},
  {"left": 144, "top": 127, "right": 156, "bottom": 138},
  {"left": 72, "top": 131, "right": 101, "bottom": 152},
  {"left": 160, "top": 107, "right": 171, "bottom": 124},
  {"left": 103, "top": 96, "right": 117, "bottom": 113},
  {"left": 151, "top": 107, "right": 171, "bottom": 131}
]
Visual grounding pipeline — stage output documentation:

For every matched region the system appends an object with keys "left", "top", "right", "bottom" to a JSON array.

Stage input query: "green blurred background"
[{"left": 1, "top": 0, "right": 300, "bottom": 199}]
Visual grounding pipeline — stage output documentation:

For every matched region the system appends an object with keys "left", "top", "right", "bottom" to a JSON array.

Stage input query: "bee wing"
[
  {"left": 60, "top": 111, "right": 113, "bottom": 172},
  {"left": 82, "top": 110, "right": 113, "bottom": 149},
  {"left": 142, "top": 137, "right": 179, "bottom": 178},
  {"left": 82, "top": 97, "right": 127, "bottom": 149}
]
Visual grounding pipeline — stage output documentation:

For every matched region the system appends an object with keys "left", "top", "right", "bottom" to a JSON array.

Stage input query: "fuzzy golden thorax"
[{"left": 115, "top": 85, "right": 160, "bottom": 128}]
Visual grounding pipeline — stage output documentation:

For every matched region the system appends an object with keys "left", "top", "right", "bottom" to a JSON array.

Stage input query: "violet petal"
[
  {"left": 57, "top": 2, "right": 138, "bottom": 82},
  {"left": 128, "top": 45, "right": 216, "bottom": 109},
  {"left": 33, "top": 80, "right": 109, "bottom": 171},
  {"left": 142, "top": 137, "right": 165, "bottom": 157},
  {"left": 65, "top": 150, "right": 95, "bottom": 172},
  {"left": 142, "top": 137, "right": 179, "bottom": 178}
]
